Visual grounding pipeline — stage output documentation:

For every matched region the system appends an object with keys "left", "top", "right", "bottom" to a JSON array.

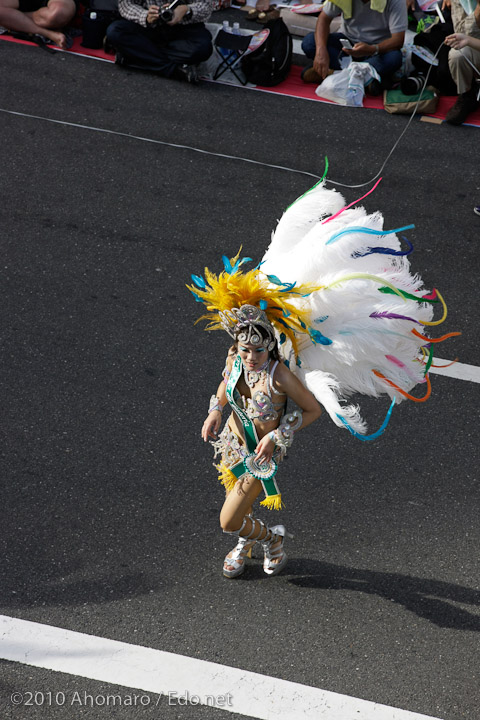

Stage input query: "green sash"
[{"left": 226, "top": 355, "right": 282, "bottom": 508}]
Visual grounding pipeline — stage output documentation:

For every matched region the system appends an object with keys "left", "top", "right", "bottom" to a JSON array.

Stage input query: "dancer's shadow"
[{"left": 286, "top": 559, "right": 480, "bottom": 631}]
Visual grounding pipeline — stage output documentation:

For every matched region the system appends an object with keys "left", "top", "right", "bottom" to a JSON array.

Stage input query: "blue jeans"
[
  {"left": 301, "top": 32, "right": 402, "bottom": 81},
  {"left": 106, "top": 20, "right": 212, "bottom": 77}
]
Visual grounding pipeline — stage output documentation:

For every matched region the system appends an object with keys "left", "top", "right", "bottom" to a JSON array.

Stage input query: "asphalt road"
[{"left": 0, "top": 21, "right": 479, "bottom": 720}]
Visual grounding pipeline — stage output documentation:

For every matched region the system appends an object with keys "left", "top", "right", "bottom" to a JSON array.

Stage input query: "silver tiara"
[{"left": 218, "top": 304, "right": 276, "bottom": 351}]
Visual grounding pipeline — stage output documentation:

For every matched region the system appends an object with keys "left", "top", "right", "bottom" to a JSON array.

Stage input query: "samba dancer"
[
  {"left": 201, "top": 305, "right": 322, "bottom": 578},
  {"left": 189, "top": 179, "right": 459, "bottom": 580}
]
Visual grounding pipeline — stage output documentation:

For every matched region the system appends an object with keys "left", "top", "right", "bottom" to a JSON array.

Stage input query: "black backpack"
[
  {"left": 411, "top": 10, "right": 457, "bottom": 95},
  {"left": 242, "top": 18, "right": 292, "bottom": 87}
]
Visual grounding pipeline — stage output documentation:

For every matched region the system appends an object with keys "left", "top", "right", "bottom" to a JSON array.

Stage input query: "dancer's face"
[{"left": 237, "top": 342, "right": 269, "bottom": 370}]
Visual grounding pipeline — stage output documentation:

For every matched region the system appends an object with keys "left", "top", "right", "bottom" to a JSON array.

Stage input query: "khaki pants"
[{"left": 449, "top": 0, "right": 480, "bottom": 93}]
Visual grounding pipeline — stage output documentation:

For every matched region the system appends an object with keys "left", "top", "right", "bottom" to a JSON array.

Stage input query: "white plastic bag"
[
  {"left": 315, "top": 67, "right": 351, "bottom": 105},
  {"left": 315, "top": 62, "right": 380, "bottom": 106},
  {"left": 347, "top": 62, "right": 380, "bottom": 106}
]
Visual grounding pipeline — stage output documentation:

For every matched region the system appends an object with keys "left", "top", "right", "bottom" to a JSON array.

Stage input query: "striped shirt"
[{"left": 118, "top": 0, "right": 214, "bottom": 27}]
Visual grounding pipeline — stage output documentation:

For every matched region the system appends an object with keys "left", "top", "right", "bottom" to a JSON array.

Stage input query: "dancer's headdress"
[
  {"left": 186, "top": 249, "right": 325, "bottom": 357},
  {"left": 224, "top": 305, "right": 276, "bottom": 351}
]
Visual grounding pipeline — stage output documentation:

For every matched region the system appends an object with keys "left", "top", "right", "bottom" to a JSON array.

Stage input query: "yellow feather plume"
[{"left": 187, "top": 250, "right": 323, "bottom": 357}]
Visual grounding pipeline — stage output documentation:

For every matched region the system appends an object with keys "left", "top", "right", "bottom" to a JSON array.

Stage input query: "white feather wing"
[{"left": 262, "top": 183, "right": 434, "bottom": 434}]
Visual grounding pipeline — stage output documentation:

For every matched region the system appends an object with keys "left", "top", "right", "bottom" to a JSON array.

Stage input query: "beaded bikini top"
[{"left": 226, "top": 357, "right": 286, "bottom": 422}]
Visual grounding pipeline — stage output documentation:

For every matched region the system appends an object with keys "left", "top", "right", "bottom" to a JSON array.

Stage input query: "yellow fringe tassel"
[
  {"left": 216, "top": 463, "right": 238, "bottom": 493},
  {"left": 260, "top": 494, "right": 284, "bottom": 511},
  {"left": 217, "top": 463, "right": 284, "bottom": 510}
]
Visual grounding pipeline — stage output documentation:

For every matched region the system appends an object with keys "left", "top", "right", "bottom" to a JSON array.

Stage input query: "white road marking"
[
  {"left": 1, "top": 615, "right": 442, "bottom": 720},
  {"left": 428, "top": 358, "right": 480, "bottom": 383}
]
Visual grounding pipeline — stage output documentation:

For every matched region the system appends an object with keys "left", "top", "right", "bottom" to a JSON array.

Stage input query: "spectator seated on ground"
[
  {"left": 301, "top": 0, "right": 407, "bottom": 95},
  {"left": 105, "top": 0, "right": 214, "bottom": 83},
  {"left": 0, "top": 0, "right": 75, "bottom": 48},
  {"left": 444, "top": 0, "right": 480, "bottom": 124}
]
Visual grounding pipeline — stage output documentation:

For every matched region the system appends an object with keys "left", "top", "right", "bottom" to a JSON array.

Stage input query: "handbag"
[{"left": 383, "top": 86, "right": 439, "bottom": 114}]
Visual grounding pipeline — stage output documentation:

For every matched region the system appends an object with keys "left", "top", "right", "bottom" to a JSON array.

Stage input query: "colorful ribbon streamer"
[
  {"left": 327, "top": 226, "right": 414, "bottom": 247},
  {"left": 412, "top": 329, "right": 462, "bottom": 343},
  {"left": 337, "top": 397, "right": 396, "bottom": 441},
  {"left": 373, "top": 370, "right": 432, "bottom": 402},
  {"left": 322, "top": 178, "right": 383, "bottom": 226}
]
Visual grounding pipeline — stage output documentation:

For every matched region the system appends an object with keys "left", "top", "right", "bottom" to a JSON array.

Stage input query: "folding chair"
[{"left": 213, "top": 28, "right": 270, "bottom": 85}]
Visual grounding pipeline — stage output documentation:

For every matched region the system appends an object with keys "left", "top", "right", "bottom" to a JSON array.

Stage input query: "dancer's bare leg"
[
  {"left": 220, "top": 476, "right": 283, "bottom": 572},
  {"left": 0, "top": 0, "right": 75, "bottom": 48},
  {"left": 221, "top": 476, "right": 262, "bottom": 532}
]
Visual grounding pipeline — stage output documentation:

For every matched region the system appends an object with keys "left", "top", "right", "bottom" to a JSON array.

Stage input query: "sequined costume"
[
  {"left": 211, "top": 353, "right": 295, "bottom": 510},
  {"left": 211, "top": 349, "right": 301, "bottom": 510}
]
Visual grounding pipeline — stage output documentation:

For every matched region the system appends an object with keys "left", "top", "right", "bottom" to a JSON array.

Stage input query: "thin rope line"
[
  {"left": 0, "top": 47, "right": 454, "bottom": 191},
  {"left": 328, "top": 42, "right": 445, "bottom": 188},
  {"left": 462, "top": 49, "right": 480, "bottom": 77},
  {"left": 0, "top": 108, "right": 323, "bottom": 181}
]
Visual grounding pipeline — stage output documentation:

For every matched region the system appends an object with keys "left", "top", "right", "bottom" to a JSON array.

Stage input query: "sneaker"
[
  {"left": 445, "top": 87, "right": 479, "bottom": 126},
  {"left": 103, "top": 35, "right": 115, "bottom": 55},
  {"left": 115, "top": 51, "right": 127, "bottom": 66},
  {"left": 474, "top": 206, "right": 480, "bottom": 217},
  {"left": 172, "top": 63, "right": 199, "bottom": 84},
  {"left": 301, "top": 65, "right": 323, "bottom": 84}
]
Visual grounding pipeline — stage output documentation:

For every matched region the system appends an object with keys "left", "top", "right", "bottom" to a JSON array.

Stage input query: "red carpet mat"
[
  {"left": 2, "top": 32, "right": 480, "bottom": 127},
  {"left": 255, "top": 64, "right": 384, "bottom": 110},
  {"left": 0, "top": 31, "right": 113, "bottom": 60},
  {"left": 255, "top": 64, "right": 480, "bottom": 127}
]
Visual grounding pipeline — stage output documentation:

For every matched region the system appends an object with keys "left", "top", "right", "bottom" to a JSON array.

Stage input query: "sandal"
[
  {"left": 246, "top": 4, "right": 274, "bottom": 20},
  {"left": 256, "top": 8, "right": 280, "bottom": 22},
  {"left": 222, "top": 514, "right": 264, "bottom": 578},
  {"left": 262, "top": 524, "right": 293, "bottom": 576},
  {"left": 223, "top": 537, "right": 255, "bottom": 578}
]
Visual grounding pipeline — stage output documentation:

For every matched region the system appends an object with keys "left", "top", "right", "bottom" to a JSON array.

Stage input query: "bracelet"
[
  {"left": 209, "top": 395, "right": 223, "bottom": 414},
  {"left": 274, "top": 410, "right": 303, "bottom": 454},
  {"left": 372, "top": 44, "right": 380, "bottom": 55},
  {"left": 222, "top": 365, "right": 230, "bottom": 385}
]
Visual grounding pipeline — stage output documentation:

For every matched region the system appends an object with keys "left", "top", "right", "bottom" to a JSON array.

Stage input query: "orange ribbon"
[{"left": 372, "top": 370, "right": 432, "bottom": 402}]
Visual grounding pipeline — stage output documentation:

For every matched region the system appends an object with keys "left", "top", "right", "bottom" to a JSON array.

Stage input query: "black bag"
[
  {"left": 81, "top": 0, "right": 119, "bottom": 48},
  {"left": 242, "top": 18, "right": 292, "bottom": 86},
  {"left": 411, "top": 11, "right": 457, "bottom": 95},
  {"left": 88, "top": 0, "right": 118, "bottom": 12}
]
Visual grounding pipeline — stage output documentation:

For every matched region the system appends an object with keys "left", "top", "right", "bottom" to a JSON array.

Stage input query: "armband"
[
  {"left": 222, "top": 365, "right": 231, "bottom": 384},
  {"left": 209, "top": 395, "right": 224, "bottom": 414},
  {"left": 274, "top": 410, "right": 303, "bottom": 453}
]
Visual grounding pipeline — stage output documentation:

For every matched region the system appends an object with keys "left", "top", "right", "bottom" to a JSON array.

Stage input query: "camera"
[{"left": 155, "top": 0, "right": 186, "bottom": 24}]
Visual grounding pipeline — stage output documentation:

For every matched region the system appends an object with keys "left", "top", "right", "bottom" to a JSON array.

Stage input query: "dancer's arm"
[
  {"left": 274, "top": 363, "right": 322, "bottom": 429},
  {"left": 255, "top": 364, "right": 322, "bottom": 462},
  {"left": 201, "top": 379, "right": 227, "bottom": 442},
  {"left": 201, "top": 351, "right": 235, "bottom": 442}
]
